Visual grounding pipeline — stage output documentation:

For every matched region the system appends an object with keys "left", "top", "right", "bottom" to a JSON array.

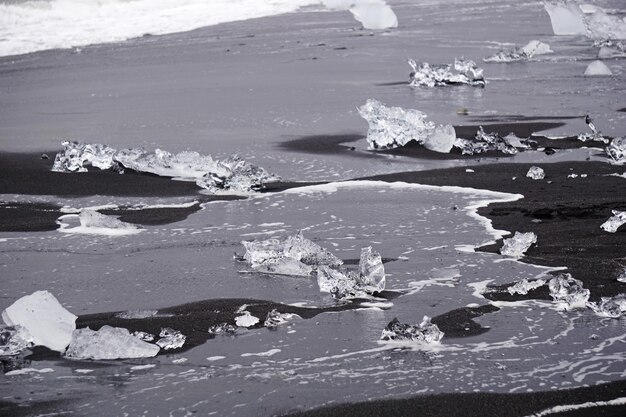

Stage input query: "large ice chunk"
[
  {"left": 507, "top": 278, "right": 546, "bottom": 295},
  {"left": 409, "top": 58, "right": 485, "bottom": 88},
  {"left": 548, "top": 274, "right": 590, "bottom": 310},
  {"left": 606, "top": 137, "right": 626, "bottom": 164},
  {"left": 500, "top": 232, "right": 537, "bottom": 258},
  {"left": 0, "top": 325, "right": 33, "bottom": 356},
  {"left": 2, "top": 291, "right": 77, "bottom": 353},
  {"left": 358, "top": 99, "right": 456, "bottom": 152},
  {"left": 600, "top": 210, "right": 626, "bottom": 233},
  {"left": 526, "top": 166, "right": 545, "bottom": 180},
  {"left": 543, "top": 1, "right": 586, "bottom": 35},
  {"left": 585, "top": 10, "right": 626, "bottom": 40},
  {"left": 317, "top": 246, "right": 385, "bottom": 299},
  {"left": 380, "top": 316, "right": 444, "bottom": 343},
  {"left": 584, "top": 60, "right": 612, "bottom": 76},
  {"left": 322, "top": 0, "right": 398, "bottom": 30},
  {"left": 52, "top": 141, "right": 119, "bottom": 173},
  {"left": 587, "top": 294, "right": 626, "bottom": 318},
  {"left": 65, "top": 326, "right": 160, "bottom": 360},
  {"left": 484, "top": 40, "right": 553, "bottom": 63},
  {"left": 241, "top": 231, "right": 342, "bottom": 276},
  {"left": 454, "top": 127, "right": 519, "bottom": 156}
]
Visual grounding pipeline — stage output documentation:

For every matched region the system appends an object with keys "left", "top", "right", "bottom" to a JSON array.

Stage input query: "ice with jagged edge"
[
  {"left": 526, "top": 166, "right": 545, "bottom": 180},
  {"left": 484, "top": 40, "right": 553, "bottom": 63},
  {"left": 618, "top": 269, "right": 626, "bottom": 283},
  {"left": 600, "top": 210, "right": 626, "bottom": 233},
  {"left": 241, "top": 231, "right": 343, "bottom": 277},
  {"left": 322, "top": 0, "right": 398, "bottom": 30},
  {"left": 578, "top": 115, "right": 609, "bottom": 143},
  {"left": 585, "top": 9, "right": 626, "bottom": 40},
  {"left": 0, "top": 325, "right": 33, "bottom": 356},
  {"left": 358, "top": 99, "right": 456, "bottom": 152},
  {"left": 317, "top": 246, "right": 385, "bottom": 299},
  {"left": 596, "top": 40, "right": 626, "bottom": 59},
  {"left": 156, "top": 328, "right": 185, "bottom": 350},
  {"left": 587, "top": 294, "right": 626, "bottom": 318},
  {"left": 235, "top": 311, "right": 260, "bottom": 328},
  {"left": 132, "top": 331, "right": 155, "bottom": 342},
  {"left": 454, "top": 126, "right": 519, "bottom": 155},
  {"left": 59, "top": 209, "right": 143, "bottom": 236},
  {"left": 606, "top": 137, "right": 626, "bottom": 165},
  {"left": 544, "top": 2, "right": 626, "bottom": 40},
  {"left": 409, "top": 58, "right": 485, "bottom": 88},
  {"left": 548, "top": 274, "right": 590, "bottom": 310},
  {"left": 500, "top": 232, "right": 537, "bottom": 258},
  {"left": 264, "top": 309, "right": 299, "bottom": 328},
  {"left": 52, "top": 141, "right": 280, "bottom": 194},
  {"left": 208, "top": 323, "right": 237, "bottom": 335},
  {"left": 380, "top": 316, "right": 443, "bottom": 344},
  {"left": 507, "top": 278, "right": 546, "bottom": 295},
  {"left": 65, "top": 326, "right": 160, "bottom": 360},
  {"left": 2, "top": 290, "right": 77, "bottom": 353}
]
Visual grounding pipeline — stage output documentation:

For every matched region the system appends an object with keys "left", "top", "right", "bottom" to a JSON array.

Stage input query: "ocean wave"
[{"left": 0, "top": 0, "right": 319, "bottom": 57}]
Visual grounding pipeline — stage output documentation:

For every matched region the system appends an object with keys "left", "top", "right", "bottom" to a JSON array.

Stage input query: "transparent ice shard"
[
  {"left": 587, "top": 294, "right": 626, "bottom": 318},
  {"left": 115, "top": 310, "right": 158, "bottom": 320},
  {"left": 584, "top": 60, "right": 612, "bottom": 76},
  {"left": 380, "top": 316, "right": 443, "bottom": 343},
  {"left": 264, "top": 309, "right": 299, "bottom": 329},
  {"left": 0, "top": 325, "right": 33, "bottom": 356},
  {"left": 507, "top": 278, "right": 546, "bottom": 295},
  {"left": 500, "top": 232, "right": 537, "bottom": 258},
  {"left": 454, "top": 127, "right": 519, "bottom": 156},
  {"left": 76, "top": 209, "right": 142, "bottom": 234},
  {"left": 600, "top": 210, "right": 626, "bottom": 233},
  {"left": 484, "top": 40, "right": 553, "bottom": 63},
  {"left": 606, "top": 137, "right": 626, "bottom": 164},
  {"left": 52, "top": 141, "right": 119, "bottom": 173},
  {"left": 156, "top": 328, "right": 185, "bottom": 350},
  {"left": 543, "top": 1, "right": 586, "bottom": 35},
  {"left": 196, "top": 156, "right": 281, "bottom": 194},
  {"left": 235, "top": 312, "right": 259, "bottom": 328},
  {"left": 408, "top": 58, "right": 485, "bottom": 88},
  {"left": 526, "top": 166, "right": 545, "bottom": 180},
  {"left": 208, "top": 323, "right": 237, "bottom": 335},
  {"left": 241, "top": 231, "right": 342, "bottom": 276},
  {"left": 548, "top": 273, "right": 590, "bottom": 310},
  {"left": 317, "top": 247, "right": 386, "bottom": 299},
  {"left": 358, "top": 99, "right": 456, "bottom": 152},
  {"left": 65, "top": 326, "right": 160, "bottom": 360},
  {"left": 2, "top": 290, "right": 77, "bottom": 353},
  {"left": 132, "top": 331, "right": 155, "bottom": 342},
  {"left": 617, "top": 269, "right": 626, "bottom": 283}
]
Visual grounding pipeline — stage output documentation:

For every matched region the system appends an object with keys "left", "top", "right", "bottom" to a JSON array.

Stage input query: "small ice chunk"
[
  {"left": 587, "top": 294, "right": 626, "bottom": 318},
  {"left": 596, "top": 40, "right": 626, "bottom": 59},
  {"left": 2, "top": 291, "right": 77, "bottom": 353},
  {"left": 357, "top": 246, "right": 386, "bottom": 292},
  {"left": 543, "top": 1, "right": 586, "bottom": 36},
  {"left": 526, "top": 166, "right": 545, "bottom": 180},
  {"left": 617, "top": 269, "right": 626, "bottom": 283},
  {"left": 264, "top": 309, "right": 299, "bottom": 328},
  {"left": 322, "top": 0, "right": 398, "bottom": 30},
  {"left": 60, "top": 209, "right": 142, "bottom": 236},
  {"left": 156, "top": 328, "right": 186, "bottom": 350},
  {"left": 115, "top": 310, "right": 158, "bottom": 319},
  {"left": 548, "top": 274, "right": 590, "bottom": 310},
  {"left": 380, "top": 316, "right": 444, "bottom": 344},
  {"left": 584, "top": 60, "right": 612, "bottom": 76},
  {"left": 600, "top": 210, "right": 626, "bottom": 233},
  {"left": 358, "top": 99, "right": 456, "bottom": 152},
  {"left": 235, "top": 312, "right": 260, "bottom": 328},
  {"left": 0, "top": 325, "right": 33, "bottom": 356},
  {"left": 132, "top": 331, "right": 155, "bottom": 342},
  {"left": 283, "top": 231, "right": 343, "bottom": 268},
  {"left": 65, "top": 326, "right": 160, "bottom": 360},
  {"left": 500, "top": 232, "right": 537, "bottom": 258},
  {"left": 317, "top": 247, "right": 386, "bottom": 299},
  {"left": 208, "top": 323, "right": 237, "bottom": 335},
  {"left": 484, "top": 40, "right": 553, "bottom": 63},
  {"left": 606, "top": 137, "right": 626, "bottom": 164},
  {"left": 507, "top": 278, "right": 546, "bottom": 295},
  {"left": 454, "top": 127, "right": 518, "bottom": 156},
  {"left": 195, "top": 156, "right": 281, "bottom": 194},
  {"left": 519, "top": 40, "right": 553, "bottom": 56},
  {"left": 577, "top": 115, "right": 609, "bottom": 143},
  {"left": 409, "top": 58, "right": 485, "bottom": 88}
]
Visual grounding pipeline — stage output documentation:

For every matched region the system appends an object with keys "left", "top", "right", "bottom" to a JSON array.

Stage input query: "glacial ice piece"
[
  {"left": 317, "top": 246, "right": 386, "bottom": 299},
  {"left": 208, "top": 323, "right": 237, "bottom": 335},
  {"left": 156, "top": 328, "right": 185, "bottom": 350},
  {"left": 264, "top": 309, "right": 299, "bottom": 328},
  {"left": 577, "top": 115, "right": 609, "bottom": 143},
  {"left": 543, "top": 1, "right": 586, "bottom": 36},
  {"left": 507, "top": 278, "right": 546, "bottom": 295},
  {"left": 322, "top": 0, "right": 398, "bottom": 30},
  {"left": 617, "top": 269, "right": 626, "bottom": 283},
  {"left": 606, "top": 137, "right": 626, "bottom": 164},
  {"left": 584, "top": 60, "right": 612, "bottom": 76},
  {"left": 51, "top": 142, "right": 279, "bottom": 194},
  {"left": 132, "top": 331, "right": 155, "bottom": 342},
  {"left": 484, "top": 40, "right": 553, "bottom": 63},
  {"left": 585, "top": 10, "right": 626, "bottom": 40},
  {"left": 115, "top": 310, "right": 158, "bottom": 320},
  {"left": 241, "top": 231, "right": 342, "bottom": 276},
  {"left": 65, "top": 326, "right": 160, "bottom": 360},
  {"left": 454, "top": 127, "right": 519, "bottom": 156},
  {"left": 72, "top": 209, "right": 142, "bottom": 235},
  {"left": 235, "top": 312, "right": 260, "bottom": 328},
  {"left": 548, "top": 273, "right": 590, "bottom": 310},
  {"left": 0, "top": 325, "right": 33, "bottom": 356},
  {"left": 587, "top": 294, "right": 626, "bottom": 318},
  {"left": 2, "top": 291, "right": 77, "bottom": 353},
  {"left": 358, "top": 99, "right": 456, "bottom": 152},
  {"left": 380, "top": 316, "right": 444, "bottom": 343},
  {"left": 526, "top": 166, "right": 545, "bottom": 180},
  {"left": 600, "top": 210, "right": 626, "bottom": 233},
  {"left": 409, "top": 58, "right": 485, "bottom": 88},
  {"left": 500, "top": 232, "right": 537, "bottom": 258},
  {"left": 596, "top": 40, "right": 626, "bottom": 58}
]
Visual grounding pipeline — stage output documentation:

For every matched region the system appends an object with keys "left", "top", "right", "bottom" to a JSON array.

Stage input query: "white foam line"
[
  {"left": 128, "top": 201, "right": 199, "bottom": 210},
  {"left": 241, "top": 349, "right": 281, "bottom": 358},
  {"left": 60, "top": 204, "right": 119, "bottom": 214},
  {"left": 526, "top": 397, "right": 626, "bottom": 417}
]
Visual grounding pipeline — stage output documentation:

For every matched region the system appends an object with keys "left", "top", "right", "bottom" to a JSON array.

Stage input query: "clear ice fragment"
[
  {"left": 75, "top": 209, "right": 141, "bottom": 234},
  {"left": 208, "top": 323, "right": 237, "bottom": 335},
  {"left": 132, "top": 331, "right": 155, "bottom": 342},
  {"left": 606, "top": 137, "right": 626, "bottom": 164},
  {"left": 380, "top": 316, "right": 444, "bottom": 344},
  {"left": 65, "top": 326, "right": 160, "bottom": 360},
  {"left": 196, "top": 156, "right": 281, "bottom": 194},
  {"left": 500, "top": 232, "right": 537, "bottom": 258},
  {"left": 484, "top": 40, "right": 552, "bottom": 63},
  {"left": 2, "top": 291, "right": 77, "bottom": 353},
  {"left": 235, "top": 312, "right": 260, "bottom": 328},
  {"left": 453, "top": 126, "right": 518, "bottom": 156},
  {"left": 526, "top": 166, "right": 545, "bottom": 180},
  {"left": 317, "top": 247, "right": 386, "bottom": 299},
  {"left": 357, "top": 246, "right": 386, "bottom": 292},
  {"left": 264, "top": 309, "right": 299, "bottom": 328},
  {"left": 115, "top": 310, "right": 158, "bottom": 320},
  {"left": 600, "top": 210, "right": 626, "bottom": 233},
  {"left": 585, "top": 10, "right": 626, "bottom": 40},
  {"left": 156, "top": 328, "right": 185, "bottom": 350},
  {"left": 408, "top": 58, "right": 485, "bottom": 88},
  {"left": 587, "top": 294, "right": 626, "bottom": 318},
  {"left": 507, "top": 278, "right": 546, "bottom": 295},
  {"left": 596, "top": 40, "right": 626, "bottom": 59},
  {"left": 52, "top": 141, "right": 119, "bottom": 173},
  {"left": 0, "top": 325, "right": 33, "bottom": 356},
  {"left": 543, "top": 1, "right": 586, "bottom": 35},
  {"left": 548, "top": 274, "right": 590, "bottom": 310},
  {"left": 617, "top": 269, "right": 626, "bottom": 283}
]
